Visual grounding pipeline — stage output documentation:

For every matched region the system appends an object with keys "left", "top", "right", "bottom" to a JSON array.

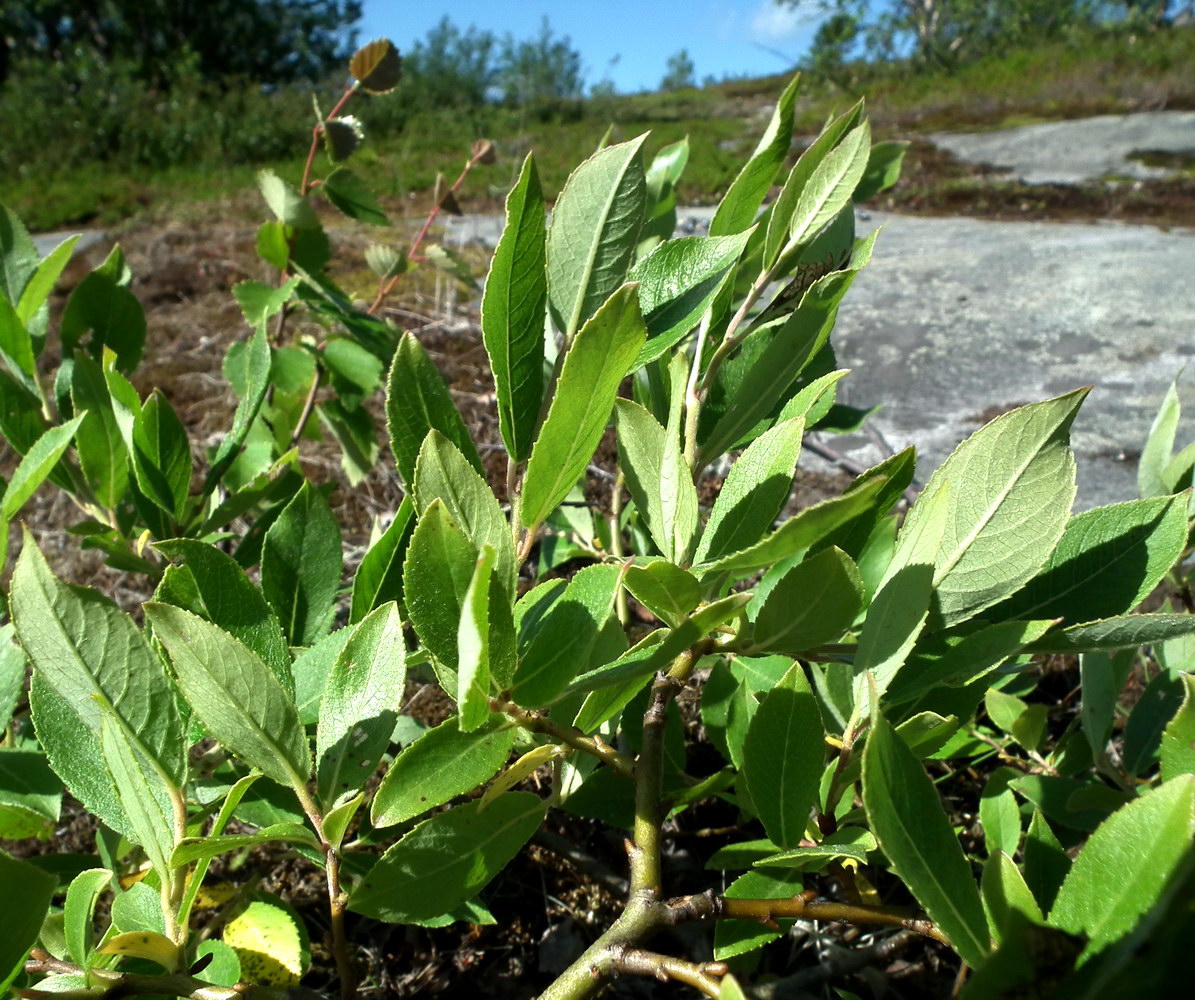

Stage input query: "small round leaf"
[
  {"left": 323, "top": 116, "right": 363, "bottom": 163},
  {"left": 350, "top": 39, "right": 402, "bottom": 94}
]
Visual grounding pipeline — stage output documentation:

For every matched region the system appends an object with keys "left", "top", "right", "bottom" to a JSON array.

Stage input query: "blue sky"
[{"left": 359, "top": 1, "right": 829, "bottom": 94}]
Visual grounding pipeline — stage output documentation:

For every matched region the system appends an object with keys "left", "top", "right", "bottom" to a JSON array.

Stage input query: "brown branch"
[
  {"left": 496, "top": 700, "right": 635, "bottom": 779},
  {"left": 21, "top": 952, "right": 328, "bottom": 1000},
  {"left": 610, "top": 948, "right": 727, "bottom": 998},
  {"left": 368, "top": 143, "right": 490, "bottom": 317},
  {"left": 665, "top": 889, "right": 950, "bottom": 946}
]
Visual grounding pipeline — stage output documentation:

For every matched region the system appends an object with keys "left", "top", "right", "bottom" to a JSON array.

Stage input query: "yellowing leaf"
[
  {"left": 479, "top": 744, "right": 565, "bottom": 811},
  {"left": 222, "top": 899, "right": 307, "bottom": 987},
  {"left": 98, "top": 930, "right": 182, "bottom": 972}
]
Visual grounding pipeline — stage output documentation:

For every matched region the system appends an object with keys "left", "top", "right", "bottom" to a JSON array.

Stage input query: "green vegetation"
[
  {"left": 2, "top": 39, "right": 1195, "bottom": 997},
  {"left": 2, "top": 14, "right": 1193, "bottom": 232}
]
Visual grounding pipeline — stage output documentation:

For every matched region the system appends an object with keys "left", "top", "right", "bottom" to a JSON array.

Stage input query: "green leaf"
[
  {"left": 623, "top": 560, "right": 702, "bottom": 628},
  {"left": 292, "top": 626, "right": 348, "bottom": 721},
  {"left": 413, "top": 430, "right": 516, "bottom": 597},
  {"left": 1139, "top": 374, "right": 1180, "bottom": 498},
  {"left": 707, "top": 838, "right": 778, "bottom": 870},
  {"left": 754, "top": 827, "right": 876, "bottom": 871},
  {"left": 0, "top": 367, "right": 47, "bottom": 460},
  {"left": 854, "top": 140, "right": 909, "bottom": 202},
  {"left": 1, "top": 413, "right": 85, "bottom": 520},
  {"left": 257, "top": 169, "right": 319, "bottom": 229},
  {"left": 1009, "top": 775, "right": 1124, "bottom": 833},
  {"left": 71, "top": 353, "right": 129, "bottom": 510},
  {"left": 0, "top": 626, "right": 24, "bottom": 736},
  {"left": 385, "top": 332, "right": 482, "bottom": 486},
  {"left": 862, "top": 712, "right": 990, "bottom": 968},
  {"left": 910, "top": 389, "right": 1087, "bottom": 627},
  {"left": 891, "top": 619, "right": 1056, "bottom": 706},
  {"left": 699, "top": 270, "right": 860, "bottom": 463},
  {"left": 851, "top": 479, "right": 950, "bottom": 703},
  {"left": 0, "top": 747, "right": 60, "bottom": 840},
  {"left": 986, "top": 688, "right": 1048, "bottom": 754},
  {"left": 98, "top": 714, "right": 176, "bottom": 881},
  {"left": 713, "top": 868, "right": 804, "bottom": 960},
  {"left": 513, "top": 563, "right": 625, "bottom": 708},
  {"left": 1078, "top": 649, "right": 1134, "bottom": 759},
  {"left": 349, "top": 498, "right": 415, "bottom": 623},
  {"left": 1049, "top": 775, "right": 1194, "bottom": 957},
  {"left": 1122, "top": 670, "right": 1184, "bottom": 775},
  {"left": 0, "top": 293, "right": 36, "bottom": 394},
  {"left": 1161, "top": 673, "right": 1195, "bottom": 781},
  {"left": 0, "top": 849, "right": 57, "bottom": 993},
  {"left": 710, "top": 74, "right": 800, "bottom": 236},
  {"left": 322, "top": 167, "right": 388, "bottom": 225},
  {"left": 742, "top": 662, "right": 824, "bottom": 849},
  {"left": 570, "top": 592, "right": 753, "bottom": 732},
  {"left": 783, "top": 120, "right": 871, "bottom": 255},
  {"left": 979, "top": 769, "right": 1023, "bottom": 859},
  {"left": 522, "top": 284, "right": 647, "bottom": 526},
  {"left": 175, "top": 773, "right": 260, "bottom": 928},
  {"left": 402, "top": 500, "right": 478, "bottom": 672},
  {"left": 12, "top": 540, "right": 186, "bottom": 784},
  {"left": 350, "top": 792, "right": 546, "bottom": 923},
  {"left": 146, "top": 603, "right": 310, "bottom": 790},
  {"left": 261, "top": 482, "right": 342, "bottom": 646},
  {"left": 989, "top": 493, "right": 1190, "bottom": 624},
  {"left": 0, "top": 203, "right": 39, "bottom": 306},
  {"left": 546, "top": 135, "right": 647, "bottom": 340},
  {"left": 101, "top": 347, "right": 141, "bottom": 449},
  {"left": 110, "top": 879, "right": 165, "bottom": 935},
  {"left": 63, "top": 867, "right": 112, "bottom": 966},
  {"left": 323, "top": 338, "right": 383, "bottom": 400},
  {"left": 28, "top": 673, "right": 127, "bottom": 835},
  {"left": 1022, "top": 810, "right": 1069, "bottom": 913},
  {"left": 1027, "top": 613, "right": 1195, "bottom": 654},
  {"left": 703, "top": 655, "right": 791, "bottom": 768},
  {"left": 371, "top": 717, "right": 517, "bottom": 827},
  {"left": 256, "top": 221, "right": 289, "bottom": 269},
  {"left": 316, "top": 603, "right": 406, "bottom": 807},
  {"left": 17, "top": 234, "right": 78, "bottom": 329},
  {"left": 154, "top": 539, "right": 292, "bottom": 695},
  {"left": 171, "top": 823, "right": 320, "bottom": 867},
  {"left": 764, "top": 101, "right": 862, "bottom": 267},
  {"left": 614, "top": 398, "right": 668, "bottom": 549},
  {"left": 659, "top": 373, "right": 699, "bottom": 565},
  {"left": 232, "top": 278, "right": 299, "bottom": 330},
  {"left": 131, "top": 390, "right": 191, "bottom": 522},
  {"left": 720, "top": 975, "right": 749, "bottom": 1000},
  {"left": 61, "top": 271, "right": 146, "bottom": 373},
  {"left": 481, "top": 152, "right": 546, "bottom": 462},
  {"left": 695, "top": 473, "right": 889, "bottom": 580},
  {"left": 193, "top": 941, "right": 241, "bottom": 988},
  {"left": 750, "top": 547, "right": 863, "bottom": 655},
  {"left": 457, "top": 547, "right": 496, "bottom": 732},
  {"left": 321, "top": 791, "right": 364, "bottom": 851},
  {"left": 629, "top": 231, "right": 754, "bottom": 368},
  {"left": 695, "top": 417, "right": 805, "bottom": 565},
  {"left": 982, "top": 851, "right": 1043, "bottom": 944}
]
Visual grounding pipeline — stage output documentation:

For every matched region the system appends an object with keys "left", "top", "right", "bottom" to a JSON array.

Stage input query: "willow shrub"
[{"left": 2, "top": 39, "right": 1194, "bottom": 1000}]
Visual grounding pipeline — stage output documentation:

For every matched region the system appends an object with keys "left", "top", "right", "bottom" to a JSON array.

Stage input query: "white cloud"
[{"left": 749, "top": 1, "right": 815, "bottom": 42}]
